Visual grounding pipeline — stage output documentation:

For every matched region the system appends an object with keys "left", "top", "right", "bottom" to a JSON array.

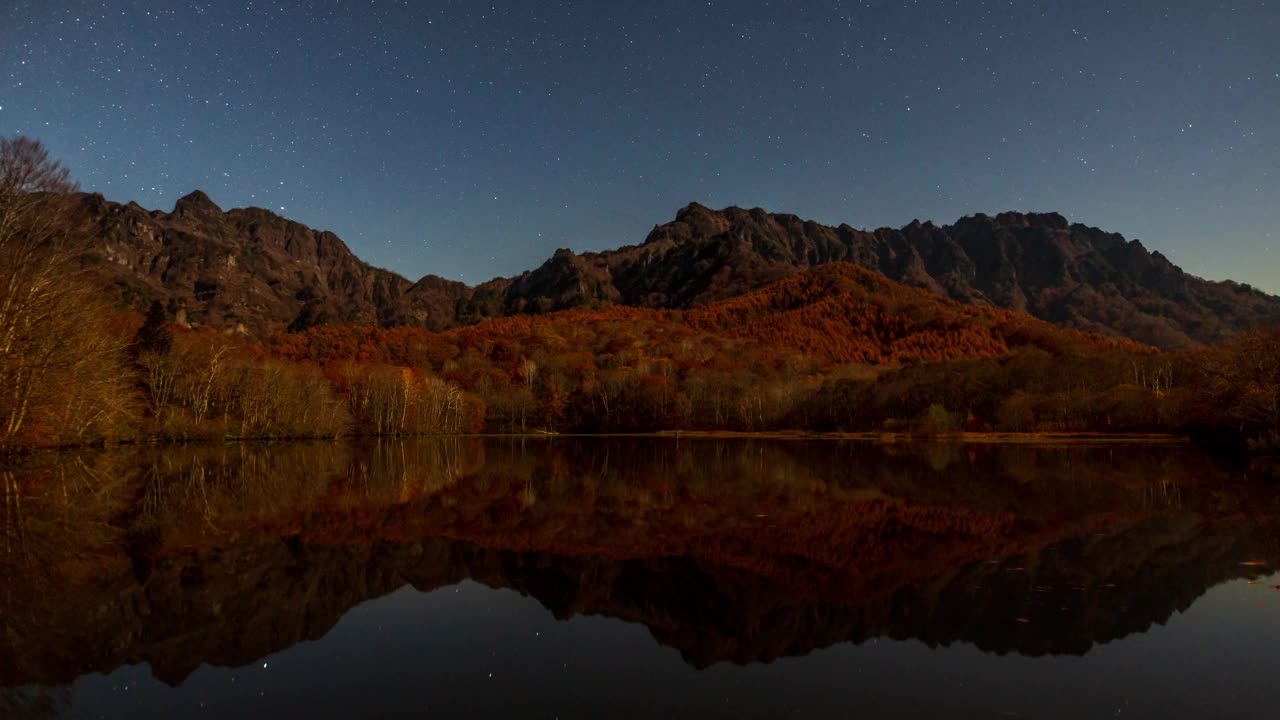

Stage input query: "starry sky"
[{"left": 2, "top": 1, "right": 1277, "bottom": 291}]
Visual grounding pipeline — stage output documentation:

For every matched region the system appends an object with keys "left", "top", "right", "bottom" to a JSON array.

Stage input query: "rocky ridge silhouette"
[{"left": 72, "top": 192, "right": 1280, "bottom": 346}]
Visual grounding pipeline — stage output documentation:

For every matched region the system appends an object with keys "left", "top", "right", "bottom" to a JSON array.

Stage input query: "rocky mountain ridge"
[
  {"left": 73, "top": 191, "right": 1280, "bottom": 347},
  {"left": 494, "top": 202, "right": 1280, "bottom": 348},
  {"left": 75, "top": 190, "right": 470, "bottom": 336}
]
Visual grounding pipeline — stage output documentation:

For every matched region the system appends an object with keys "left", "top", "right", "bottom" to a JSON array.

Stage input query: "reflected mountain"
[{"left": 2, "top": 439, "right": 1277, "bottom": 688}]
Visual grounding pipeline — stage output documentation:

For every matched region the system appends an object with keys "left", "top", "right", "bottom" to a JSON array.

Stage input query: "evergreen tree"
[{"left": 134, "top": 301, "right": 173, "bottom": 356}]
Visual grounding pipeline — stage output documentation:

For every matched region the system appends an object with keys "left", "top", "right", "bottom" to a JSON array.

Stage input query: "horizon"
[
  {"left": 3, "top": 1, "right": 1276, "bottom": 293},
  {"left": 96, "top": 185, "right": 1273, "bottom": 295}
]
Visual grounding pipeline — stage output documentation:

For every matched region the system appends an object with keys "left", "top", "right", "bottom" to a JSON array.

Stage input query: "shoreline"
[
  {"left": 513, "top": 430, "right": 1193, "bottom": 446},
  {"left": 1, "top": 429, "right": 1205, "bottom": 456}
]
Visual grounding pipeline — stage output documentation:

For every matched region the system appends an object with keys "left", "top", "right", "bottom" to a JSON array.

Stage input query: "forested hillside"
[
  {"left": 3, "top": 137, "right": 1277, "bottom": 451},
  {"left": 263, "top": 263, "right": 1275, "bottom": 446}
]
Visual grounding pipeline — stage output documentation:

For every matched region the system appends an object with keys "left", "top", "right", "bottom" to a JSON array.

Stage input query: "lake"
[{"left": 2, "top": 438, "right": 1278, "bottom": 718}]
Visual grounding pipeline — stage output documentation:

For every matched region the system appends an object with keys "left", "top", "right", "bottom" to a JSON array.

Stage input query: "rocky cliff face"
[
  {"left": 74, "top": 190, "right": 469, "bottom": 336},
  {"left": 73, "top": 192, "right": 1279, "bottom": 346},
  {"left": 498, "top": 204, "right": 1278, "bottom": 348}
]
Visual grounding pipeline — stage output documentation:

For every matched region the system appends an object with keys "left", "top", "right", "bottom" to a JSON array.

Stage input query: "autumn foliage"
[
  {"left": 254, "top": 262, "right": 1216, "bottom": 439},
  {"left": 2, "top": 137, "right": 1276, "bottom": 451}
]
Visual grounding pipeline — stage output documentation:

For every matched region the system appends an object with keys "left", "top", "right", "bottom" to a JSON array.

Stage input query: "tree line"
[
  {"left": 263, "top": 310, "right": 1279, "bottom": 451},
  {"left": 0, "top": 138, "right": 482, "bottom": 449},
  {"left": 1, "top": 136, "right": 1276, "bottom": 452}
]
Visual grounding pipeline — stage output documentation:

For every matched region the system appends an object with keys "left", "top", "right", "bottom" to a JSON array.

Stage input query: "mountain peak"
[
  {"left": 674, "top": 201, "right": 714, "bottom": 221},
  {"left": 617, "top": 204, "right": 1279, "bottom": 347},
  {"left": 1010, "top": 211, "right": 1069, "bottom": 230},
  {"left": 172, "top": 189, "right": 222, "bottom": 217},
  {"left": 68, "top": 191, "right": 1280, "bottom": 348}
]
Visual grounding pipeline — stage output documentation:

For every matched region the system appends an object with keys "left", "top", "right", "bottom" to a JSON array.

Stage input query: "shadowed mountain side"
[
  {"left": 72, "top": 191, "right": 470, "bottom": 337},
  {"left": 2, "top": 440, "right": 1276, "bottom": 686},
  {"left": 265, "top": 263, "right": 1129, "bottom": 403},
  {"left": 497, "top": 204, "right": 1278, "bottom": 348},
  {"left": 69, "top": 192, "right": 1278, "bottom": 346},
  {"left": 443, "top": 263, "right": 1144, "bottom": 369}
]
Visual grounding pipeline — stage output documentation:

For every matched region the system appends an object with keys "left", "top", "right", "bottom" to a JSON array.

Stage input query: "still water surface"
[{"left": 2, "top": 438, "right": 1278, "bottom": 718}]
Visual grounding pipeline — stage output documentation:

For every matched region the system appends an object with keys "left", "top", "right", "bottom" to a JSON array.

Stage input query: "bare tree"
[{"left": 0, "top": 136, "right": 134, "bottom": 446}]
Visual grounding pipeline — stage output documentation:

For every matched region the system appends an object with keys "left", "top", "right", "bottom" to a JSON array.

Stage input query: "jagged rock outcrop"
[
  {"left": 71, "top": 192, "right": 1279, "bottom": 346},
  {"left": 74, "top": 191, "right": 469, "bottom": 336},
  {"left": 496, "top": 204, "right": 1278, "bottom": 348}
]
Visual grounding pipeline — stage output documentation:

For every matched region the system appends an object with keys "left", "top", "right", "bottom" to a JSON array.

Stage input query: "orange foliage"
[
  {"left": 265, "top": 263, "right": 1141, "bottom": 374},
  {"left": 252, "top": 263, "right": 1158, "bottom": 433}
]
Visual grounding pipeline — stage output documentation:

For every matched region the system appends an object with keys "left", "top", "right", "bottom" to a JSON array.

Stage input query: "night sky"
[{"left": 2, "top": 1, "right": 1277, "bottom": 291}]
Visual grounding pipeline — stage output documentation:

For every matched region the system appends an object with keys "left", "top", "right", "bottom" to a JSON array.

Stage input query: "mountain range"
[{"left": 73, "top": 190, "right": 1280, "bottom": 348}]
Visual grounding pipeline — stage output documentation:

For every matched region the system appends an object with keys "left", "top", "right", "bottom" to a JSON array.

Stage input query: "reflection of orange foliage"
[
  {"left": 102, "top": 440, "right": 1207, "bottom": 605},
  {"left": 5, "top": 440, "right": 1278, "bottom": 686},
  {"left": 8, "top": 440, "right": 1254, "bottom": 608},
  {"left": 344, "top": 483, "right": 1113, "bottom": 603}
]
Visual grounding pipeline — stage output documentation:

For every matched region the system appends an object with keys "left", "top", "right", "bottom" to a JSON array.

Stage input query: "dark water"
[{"left": 2, "top": 438, "right": 1279, "bottom": 718}]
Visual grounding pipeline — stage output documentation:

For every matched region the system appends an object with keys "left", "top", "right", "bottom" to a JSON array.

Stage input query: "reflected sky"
[{"left": 61, "top": 573, "right": 1280, "bottom": 719}]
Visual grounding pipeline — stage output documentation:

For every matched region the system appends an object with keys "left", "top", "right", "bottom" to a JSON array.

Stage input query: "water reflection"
[{"left": 2, "top": 439, "right": 1278, "bottom": 705}]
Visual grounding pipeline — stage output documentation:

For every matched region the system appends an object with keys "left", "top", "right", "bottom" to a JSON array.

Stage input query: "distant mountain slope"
[
  {"left": 276, "top": 262, "right": 1137, "bottom": 374},
  {"left": 680, "top": 263, "right": 1137, "bottom": 363},
  {"left": 478, "top": 203, "right": 1280, "bottom": 348},
  {"left": 71, "top": 191, "right": 1279, "bottom": 346},
  {"left": 72, "top": 190, "right": 469, "bottom": 337}
]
